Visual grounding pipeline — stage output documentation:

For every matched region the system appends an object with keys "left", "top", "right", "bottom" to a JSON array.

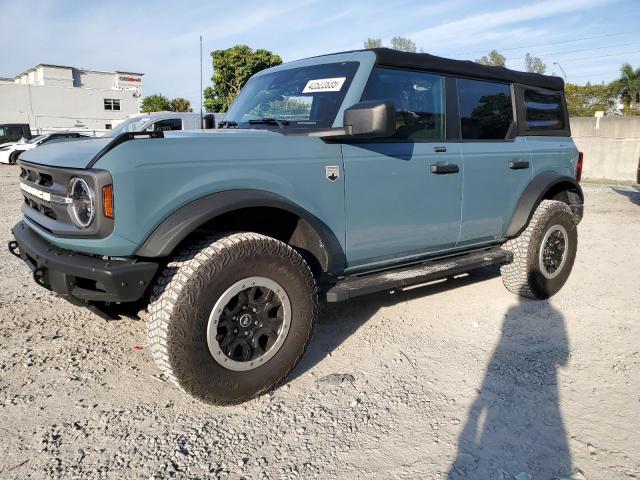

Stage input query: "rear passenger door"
[
  {"left": 342, "top": 67, "right": 463, "bottom": 269},
  {"left": 457, "top": 78, "right": 532, "bottom": 246}
]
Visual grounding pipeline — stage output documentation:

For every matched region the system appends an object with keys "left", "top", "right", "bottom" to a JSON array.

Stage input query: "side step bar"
[{"left": 325, "top": 248, "right": 512, "bottom": 302}]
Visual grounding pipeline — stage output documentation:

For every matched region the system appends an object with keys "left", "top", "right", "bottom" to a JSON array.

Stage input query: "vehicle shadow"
[
  {"left": 289, "top": 266, "right": 501, "bottom": 382},
  {"left": 447, "top": 299, "right": 572, "bottom": 479},
  {"left": 612, "top": 186, "right": 640, "bottom": 206}
]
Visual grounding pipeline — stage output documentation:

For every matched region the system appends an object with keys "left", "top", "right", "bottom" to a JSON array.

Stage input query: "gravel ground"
[{"left": 0, "top": 164, "right": 638, "bottom": 480}]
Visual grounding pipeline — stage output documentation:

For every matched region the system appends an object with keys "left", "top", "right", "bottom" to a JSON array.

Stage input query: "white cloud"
[{"left": 408, "top": 0, "right": 612, "bottom": 49}]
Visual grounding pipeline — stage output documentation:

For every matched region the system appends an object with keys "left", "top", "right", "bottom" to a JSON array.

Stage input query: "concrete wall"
[{"left": 571, "top": 116, "right": 640, "bottom": 182}]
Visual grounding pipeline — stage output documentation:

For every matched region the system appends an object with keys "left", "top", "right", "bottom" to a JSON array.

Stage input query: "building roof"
[
  {"left": 315, "top": 48, "right": 564, "bottom": 91},
  {"left": 5, "top": 64, "right": 144, "bottom": 79}
]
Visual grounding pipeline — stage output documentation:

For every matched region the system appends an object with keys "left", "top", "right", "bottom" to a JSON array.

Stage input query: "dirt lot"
[{"left": 0, "top": 164, "right": 638, "bottom": 480}]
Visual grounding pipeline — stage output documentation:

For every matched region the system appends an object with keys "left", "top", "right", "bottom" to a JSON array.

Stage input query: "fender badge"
[{"left": 325, "top": 166, "right": 339, "bottom": 182}]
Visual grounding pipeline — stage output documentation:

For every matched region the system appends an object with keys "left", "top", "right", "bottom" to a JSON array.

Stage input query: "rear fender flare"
[{"left": 505, "top": 172, "right": 583, "bottom": 238}]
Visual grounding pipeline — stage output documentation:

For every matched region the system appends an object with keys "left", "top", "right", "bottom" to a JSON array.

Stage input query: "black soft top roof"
[{"left": 329, "top": 48, "right": 564, "bottom": 91}]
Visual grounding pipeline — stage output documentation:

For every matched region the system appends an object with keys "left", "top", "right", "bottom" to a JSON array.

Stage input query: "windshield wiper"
[
  {"left": 218, "top": 121, "right": 238, "bottom": 128},
  {"left": 247, "top": 118, "right": 290, "bottom": 128}
]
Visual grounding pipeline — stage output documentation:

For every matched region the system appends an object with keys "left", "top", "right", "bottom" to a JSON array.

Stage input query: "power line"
[
  {"left": 528, "top": 41, "right": 640, "bottom": 60},
  {"left": 449, "top": 29, "right": 640, "bottom": 56},
  {"left": 509, "top": 48, "right": 640, "bottom": 69}
]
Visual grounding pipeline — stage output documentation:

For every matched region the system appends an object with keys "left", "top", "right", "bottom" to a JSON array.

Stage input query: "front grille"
[
  {"left": 17, "top": 160, "right": 114, "bottom": 238},
  {"left": 24, "top": 196, "right": 57, "bottom": 220},
  {"left": 20, "top": 167, "right": 53, "bottom": 187}
]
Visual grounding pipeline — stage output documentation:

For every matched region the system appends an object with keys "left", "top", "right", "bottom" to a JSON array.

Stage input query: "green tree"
[
  {"left": 565, "top": 83, "right": 617, "bottom": 116},
  {"left": 141, "top": 94, "right": 171, "bottom": 113},
  {"left": 524, "top": 52, "right": 546, "bottom": 74},
  {"left": 364, "top": 37, "right": 382, "bottom": 48},
  {"left": 475, "top": 50, "right": 506, "bottom": 67},
  {"left": 611, "top": 63, "right": 640, "bottom": 112},
  {"left": 169, "top": 97, "right": 192, "bottom": 112},
  {"left": 390, "top": 36, "right": 417, "bottom": 53},
  {"left": 204, "top": 45, "right": 282, "bottom": 112}
]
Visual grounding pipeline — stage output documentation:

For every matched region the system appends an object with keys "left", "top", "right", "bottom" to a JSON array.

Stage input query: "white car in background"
[{"left": 0, "top": 132, "right": 91, "bottom": 165}]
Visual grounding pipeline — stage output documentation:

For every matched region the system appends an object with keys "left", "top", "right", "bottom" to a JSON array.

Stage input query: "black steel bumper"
[{"left": 9, "top": 221, "right": 159, "bottom": 306}]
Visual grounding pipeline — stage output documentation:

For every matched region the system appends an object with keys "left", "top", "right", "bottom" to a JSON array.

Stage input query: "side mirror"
[{"left": 343, "top": 100, "right": 396, "bottom": 138}]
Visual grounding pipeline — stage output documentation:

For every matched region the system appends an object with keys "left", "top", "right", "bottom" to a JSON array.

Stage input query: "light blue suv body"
[{"left": 11, "top": 48, "right": 583, "bottom": 308}]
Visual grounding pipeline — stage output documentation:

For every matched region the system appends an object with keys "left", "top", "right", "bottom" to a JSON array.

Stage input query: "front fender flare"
[
  {"left": 505, "top": 172, "right": 583, "bottom": 238},
  {"left": 135, "top": 189, "right": 346, "bottom": 274}
]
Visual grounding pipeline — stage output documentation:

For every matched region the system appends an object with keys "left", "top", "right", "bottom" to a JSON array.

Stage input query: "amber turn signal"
[{"left": 102, "top": 184, "right": 114, "bottom": 218}]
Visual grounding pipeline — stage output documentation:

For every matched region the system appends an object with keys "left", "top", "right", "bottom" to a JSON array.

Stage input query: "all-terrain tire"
[
  {"left": 147, "top": 232, "right": 317, "bottom": 405},
  {"left": 500, "top": 200, "right": 578, "bottom": 299}
]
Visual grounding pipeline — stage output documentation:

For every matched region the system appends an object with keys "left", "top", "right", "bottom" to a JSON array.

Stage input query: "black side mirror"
[{"left": 343, "top": 100, "right": 396, "bottom": 138}]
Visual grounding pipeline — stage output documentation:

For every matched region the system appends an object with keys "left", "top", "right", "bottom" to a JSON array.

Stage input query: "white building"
[{"left": 0, "top": 64, "right": 143, "bottom": 134}]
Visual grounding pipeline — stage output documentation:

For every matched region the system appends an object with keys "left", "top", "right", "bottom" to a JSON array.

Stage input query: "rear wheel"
[
  {"left": 501, "top": 200, "right": 578, "bottom": 299},
  {"left": 147, "top": 232, "right": 317, "bottom": 405}
]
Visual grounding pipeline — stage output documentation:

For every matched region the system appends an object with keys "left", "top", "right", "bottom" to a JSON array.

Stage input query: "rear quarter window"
[{"left": 524, "top": 89, "right": 565, "bottom": 130}]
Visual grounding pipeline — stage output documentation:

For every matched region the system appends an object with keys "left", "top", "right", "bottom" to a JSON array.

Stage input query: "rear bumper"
[{"left": 9, "top": 221, "right": 158, "bottom": 305}]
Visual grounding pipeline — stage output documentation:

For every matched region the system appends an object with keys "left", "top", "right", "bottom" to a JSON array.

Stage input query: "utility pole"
[{"left": 200, "top": 35, "right": 203, "bottom": 128}]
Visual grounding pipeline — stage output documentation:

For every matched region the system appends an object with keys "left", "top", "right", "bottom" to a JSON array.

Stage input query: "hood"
[
  {"left": 18, "top": 138, "right": 110, "bottom": 169},
  {"left": 0, "top": 142, "right": 18, "bottom": 150},
  {"left": 163, "top": 128, "right": 284, "bottom": 139},
  {"left": 18, "top": 129, "right": 284, "bottom": 169}
]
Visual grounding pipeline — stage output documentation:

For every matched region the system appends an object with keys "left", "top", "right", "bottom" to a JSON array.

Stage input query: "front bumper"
[{"left": 9, "top": 221, "right": 158, "bottom": 305}]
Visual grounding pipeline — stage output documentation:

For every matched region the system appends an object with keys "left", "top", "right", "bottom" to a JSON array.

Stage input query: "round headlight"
[{"left": 68, "top": 178, "right": 95, "bottom": 228}]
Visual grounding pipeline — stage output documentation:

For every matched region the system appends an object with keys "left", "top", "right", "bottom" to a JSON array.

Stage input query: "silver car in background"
[{"left": 104, "top": 112, "right": 218, "bottom": 137}]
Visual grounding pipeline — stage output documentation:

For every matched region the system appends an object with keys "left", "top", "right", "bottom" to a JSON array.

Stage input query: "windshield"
[
  {"left": 104, "top": 117, "right": 151, "bottom": 137},
  {"left": 26, "top": 135, "right": 45, "bottom": 144},
  {"left": 223, "top": 62, "right": 359, "bottom": 129}
]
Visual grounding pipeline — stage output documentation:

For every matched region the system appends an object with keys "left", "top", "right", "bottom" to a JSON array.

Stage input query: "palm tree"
[
  {"left": 169, "top": 97, "right": 192, "bottom": 112},
  {"left": 613, "top": 63, "right": 640, "bottom": 112}
]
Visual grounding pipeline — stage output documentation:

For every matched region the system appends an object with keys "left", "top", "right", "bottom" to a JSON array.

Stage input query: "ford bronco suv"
[{"left": 9, "top": 49, "right": 583, "bottom": 405}]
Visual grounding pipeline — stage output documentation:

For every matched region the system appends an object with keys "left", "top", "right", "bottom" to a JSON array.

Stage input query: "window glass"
[
  {"left": 146, "top": 118, "right": 182, "bottom": 132},
  {"left": 224, "top": 62, "right": 359, "bottom": 129},
  {"left": 0, "top": 128, "right": 5, "bottom": 136},
  {"left": 524, "top": 89, "right": 564, "bottom": 130},
  {"left": 457, "top": 79, "right": 513, "bottom": 140},
  {"left": 6, "top": 127, "right": 21, "bottom": 137},
  {"left": 362, "top": 67, "right": 445, "bottom": 140},
  {"left": 104, "top": 99, "right": 113, "bottom": 110},
  {"left": 113, "top": 99, "right": 121, "bottom": 111}
]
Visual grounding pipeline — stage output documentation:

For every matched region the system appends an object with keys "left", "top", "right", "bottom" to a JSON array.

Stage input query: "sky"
[{"left": 2, "top": 0, "right": 639, "bottom": 110}]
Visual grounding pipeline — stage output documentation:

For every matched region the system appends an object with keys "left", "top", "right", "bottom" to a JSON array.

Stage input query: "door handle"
[
  {"left": 430, "top": 164, "right": 459, "bottom": 174},
  {"left": 433, "top": 146, "right": 447, "bottom": 153},
  {"left": 508, "top": 160, "right": 530, "bottom": 170}
]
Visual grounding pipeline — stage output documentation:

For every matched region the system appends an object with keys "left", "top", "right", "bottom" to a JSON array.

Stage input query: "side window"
[
  {"left": 524, "top": 89, "right": 565, "bottom": 131},
  {"left": 457, "top": 79, "right": 513, "bottom": 140},
  {"left": 145, "top": 118, "right": 182, "bottom": 132},
  {"left": 361, "top": 67, "right": 445, "bottom": 140}
]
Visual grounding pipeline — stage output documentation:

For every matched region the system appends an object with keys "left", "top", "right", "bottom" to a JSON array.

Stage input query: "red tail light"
[{"left": 576, "top": 151, "right": 583, "bottom": 182}]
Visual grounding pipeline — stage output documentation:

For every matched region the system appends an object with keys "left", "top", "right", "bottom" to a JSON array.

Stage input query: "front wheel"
[
  {"left": 500, "top": 200, "right": 578, "bottom": 299},
  {"left": 9, "top": 151, "right": 22, "bottom": 165},
  {"left": 147, "top": 232, "right": 317, "bottom": 405}
]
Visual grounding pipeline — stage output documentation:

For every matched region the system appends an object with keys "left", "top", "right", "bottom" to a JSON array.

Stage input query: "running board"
[{"left": 325, "top": 248, "right": 512, "bottom": 302}]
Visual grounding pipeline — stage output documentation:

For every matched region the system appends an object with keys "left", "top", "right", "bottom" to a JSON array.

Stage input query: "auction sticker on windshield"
[{"left": 302, "top": 77, "right": 346, "bottom": 93}]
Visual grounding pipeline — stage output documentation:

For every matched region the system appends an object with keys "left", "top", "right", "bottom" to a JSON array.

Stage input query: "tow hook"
[
  {"left": 33, "top": 267, "right": 50, "bottom": 290},
  {"left": 8, "top": 240, "right": 20, "bottom": 258}
]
